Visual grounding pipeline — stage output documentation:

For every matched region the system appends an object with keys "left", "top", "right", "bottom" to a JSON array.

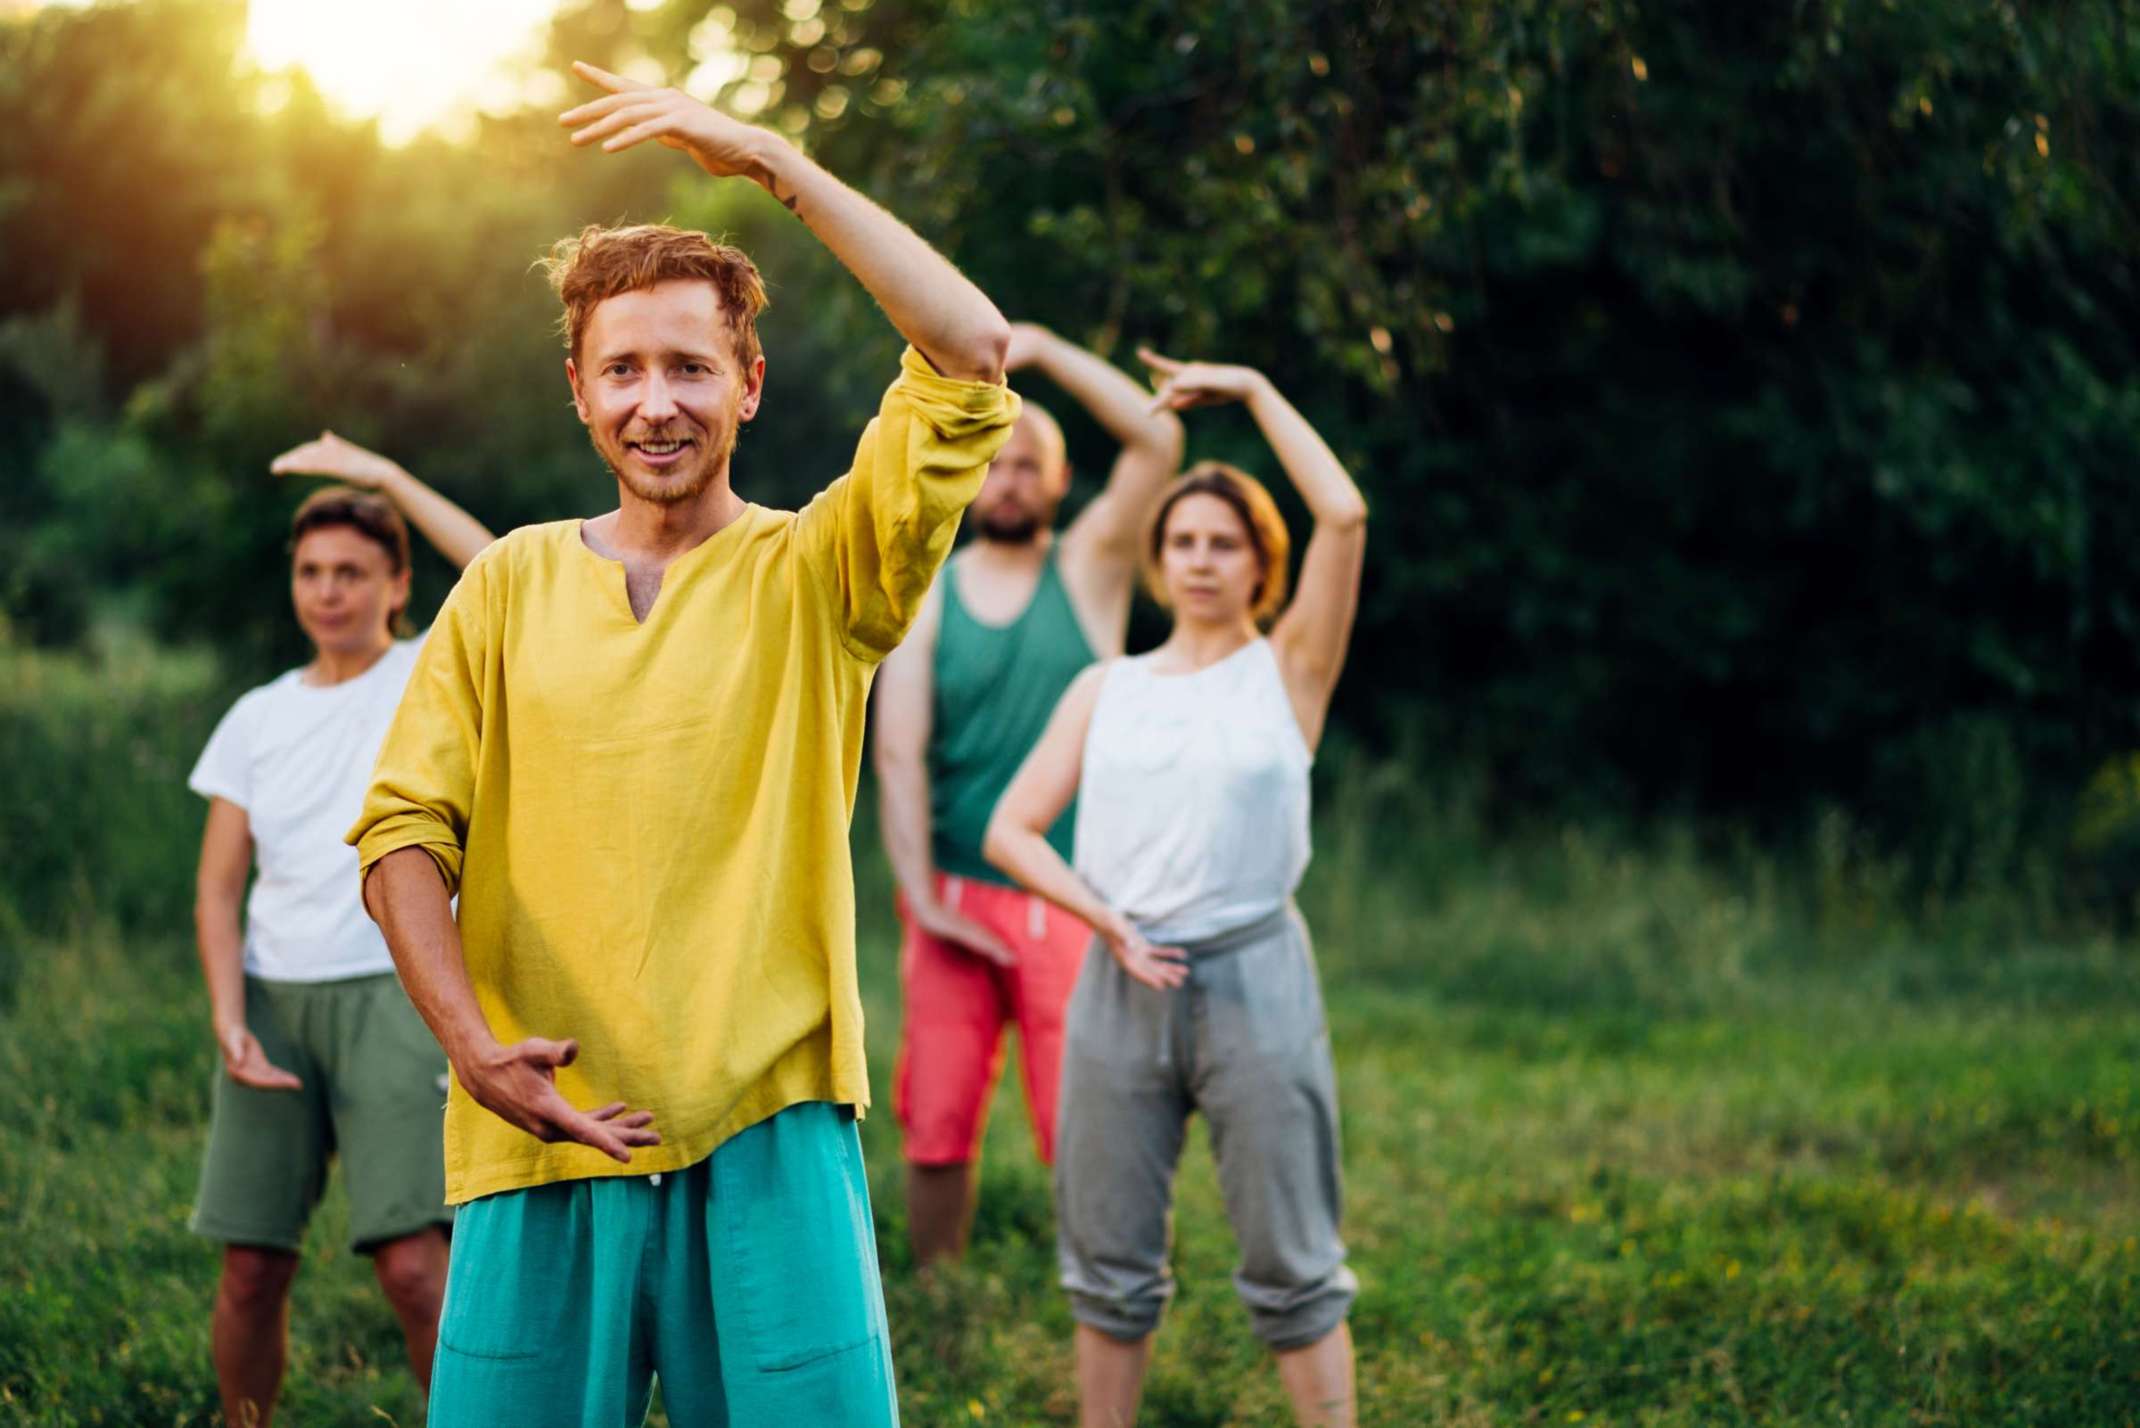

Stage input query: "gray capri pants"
[{"left": 1054, "top": 903, "right": 1356, "bottom": 1350}]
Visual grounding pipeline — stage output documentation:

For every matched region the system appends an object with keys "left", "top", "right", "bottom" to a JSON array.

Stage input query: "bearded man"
[{"left": 871, "top": 326, "right": 1182, "bottom": 1265}]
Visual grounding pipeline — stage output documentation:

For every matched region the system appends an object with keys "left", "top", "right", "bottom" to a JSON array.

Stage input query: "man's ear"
[
  {"left": 565, "top": 357, "right": 591, "bottom": 424},
  {"left": 739, "top": 355, "right": 767, "bottom": 422}
]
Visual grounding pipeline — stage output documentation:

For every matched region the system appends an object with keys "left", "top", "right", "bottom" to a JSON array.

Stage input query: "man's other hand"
[{"left": 458, "top": 1036, "right": 662, "bottom": 1164}]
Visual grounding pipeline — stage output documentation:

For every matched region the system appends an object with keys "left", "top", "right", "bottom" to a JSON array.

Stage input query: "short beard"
[
  {"left": 975, "top": 510, "right": 1042, "bottom": 543},
  {"left": 596, "top": 427, "right": 732, "bottom": 506}
]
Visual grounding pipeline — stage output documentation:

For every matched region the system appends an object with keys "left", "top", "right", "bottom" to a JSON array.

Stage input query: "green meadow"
[{"left": 2, "top": 644, "right": 2137, "bottom": 1425}]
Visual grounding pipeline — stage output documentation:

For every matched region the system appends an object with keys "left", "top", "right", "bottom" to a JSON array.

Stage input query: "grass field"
[{"left": 3, "top": 709, "right": 2139, "bottom": 1423}]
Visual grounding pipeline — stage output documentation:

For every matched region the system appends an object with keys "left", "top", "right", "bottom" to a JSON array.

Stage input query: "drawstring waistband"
[
  {"left": 1144, "top": 902, "right": 1297, "bottom": 960},
  {"left": 1141, "top": 903, "right": 1297, "bottom": 1072}
]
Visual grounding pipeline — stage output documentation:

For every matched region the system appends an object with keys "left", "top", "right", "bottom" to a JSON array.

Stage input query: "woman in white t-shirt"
[
  {"left": 985, "top": 352, "right": 1368, "bottom": 1427},
  {"left": 187, "top": 433, "right": 492, "bottom": 1425}
]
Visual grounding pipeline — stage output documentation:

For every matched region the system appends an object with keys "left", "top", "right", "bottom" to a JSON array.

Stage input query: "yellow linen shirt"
[{"left": 348, "top": 347, "right": 1017, "bottom": 1204}]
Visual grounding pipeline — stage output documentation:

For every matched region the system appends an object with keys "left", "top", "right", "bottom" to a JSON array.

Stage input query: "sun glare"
[{"left": 243, "top": 0, "right": 565, "bottom": 145}]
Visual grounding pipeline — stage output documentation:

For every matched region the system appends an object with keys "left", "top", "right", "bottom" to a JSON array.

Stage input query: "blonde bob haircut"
[{"left": 1142, "top": 461, "right": 1292, "bottom": 627}]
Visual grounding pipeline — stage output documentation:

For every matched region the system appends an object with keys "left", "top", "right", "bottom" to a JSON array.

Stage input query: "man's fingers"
[
  {"left": 522, "top": 1036, "right": 579, "bottom": 1068},
  {"left": 587, "top": 1103, "right": 658, "bottom": 1131},
  {"left": 559, "top": 88, "right": 649, "bottom": 128},
  {"left": 601, "top": 117, "right": 676, "bottom": 154},
  {"left": 568, "top": 101, "right": 666, "bottom": 147},
  {"left": 555, "top": 1107, "right": 636, "bottom": 1163},
  {"left": 571, "top": 60, "right": 649, "bottom": 95}
]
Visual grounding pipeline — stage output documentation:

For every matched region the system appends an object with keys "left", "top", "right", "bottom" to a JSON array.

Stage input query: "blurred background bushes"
[{"left": 5, "top": 0, "right": 2140, "bottom": 920}]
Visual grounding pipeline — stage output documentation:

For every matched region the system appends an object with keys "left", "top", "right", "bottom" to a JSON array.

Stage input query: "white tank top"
[{"left": 1073, "top": 638, "right": 1312, "bottom": 944}]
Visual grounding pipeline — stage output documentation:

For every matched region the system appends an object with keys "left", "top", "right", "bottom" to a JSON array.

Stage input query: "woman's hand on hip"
[{"left": 1098, "top": 909, "right": 1188, "bottom": 991}]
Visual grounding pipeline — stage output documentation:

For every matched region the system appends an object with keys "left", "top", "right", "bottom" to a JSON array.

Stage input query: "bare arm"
[
  {"left": 1010, "top": 325, "right": 1184, "bottom": 653},
  {"left": 195, "top": 797, "right": 300, "bottom": 1090},
  {"left": 362, "top": 847, "right": 660, "bottom": 1163},
  {"left": 1142, "top": 351, "right": 1368, "bottom": 750},
  {"left": 983, "top": 666, "right": 1186, "bottom": 990},
  {"left": 562, "top": 64, "right": 1008, "bottom": 382},
  {"left": 871, "top": 584, "right": 1014, "bottom": 964},
  {"left": 270, "top": 432, "right": 496, "bottom": 571}
]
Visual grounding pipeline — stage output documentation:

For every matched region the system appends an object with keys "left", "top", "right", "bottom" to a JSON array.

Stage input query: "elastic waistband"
[{"left": 1146, "top": 903, "right": 1298, "bottom": 959}]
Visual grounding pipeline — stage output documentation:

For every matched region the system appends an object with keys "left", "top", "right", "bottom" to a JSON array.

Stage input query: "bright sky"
[
  {"left": 243, "top": 0, "right": 569, "bottom": 144},
  {"left": 25, "top": 0, "right": 585, "bottom": 144}
]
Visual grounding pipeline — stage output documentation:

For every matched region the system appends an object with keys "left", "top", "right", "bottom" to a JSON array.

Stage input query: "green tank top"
[{"left": 929, "top": 549, "right": 1097, "bottom": 883}]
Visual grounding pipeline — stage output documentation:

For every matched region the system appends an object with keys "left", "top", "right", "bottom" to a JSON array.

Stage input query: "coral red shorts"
[{"left": 893, "top": 873, "right": 1092, "bottom": 1167}]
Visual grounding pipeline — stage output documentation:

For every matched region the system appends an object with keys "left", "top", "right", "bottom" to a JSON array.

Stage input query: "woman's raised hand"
[
  {"left": 1139, "top": 348, "right": 1267, "bottom": 414},
  {"left": 269, "top": 431, "right": 402, "bottom": 490},
  {"left": 561, "top": 62, "right": 773, "bottom": 181}
]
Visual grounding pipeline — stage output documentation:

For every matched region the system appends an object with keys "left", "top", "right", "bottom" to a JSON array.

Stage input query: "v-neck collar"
[{"left": 574, "top": 507, "right": 759, "bottom": 626}]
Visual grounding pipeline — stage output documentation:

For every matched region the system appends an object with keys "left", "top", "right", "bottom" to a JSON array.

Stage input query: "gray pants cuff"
[
  {"left": 1066, "top": 1289, "right": 1166, "bottom": 1343},
  {"left": 1251, "top": 1282, "right": 1356, "bottom": 1352}
]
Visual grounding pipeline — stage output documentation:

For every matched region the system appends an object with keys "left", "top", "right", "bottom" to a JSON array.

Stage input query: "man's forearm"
[
  {"left": 364, "top": 847, "right": 496, "bottom": 1065},
  {"left": 749, "top": 137, "right": 1007, "bottom": 382},
  {"left": 875, "top": 752, "right": 942, "bottom": 907}
]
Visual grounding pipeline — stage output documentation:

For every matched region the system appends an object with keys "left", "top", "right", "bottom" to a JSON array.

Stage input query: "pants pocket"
[
  {"left": 717, "top": 1104, "right": 885, "bottom": 1372},
  {"left": 435, "top": 1186, "right": 577, "bottom": 1361}
]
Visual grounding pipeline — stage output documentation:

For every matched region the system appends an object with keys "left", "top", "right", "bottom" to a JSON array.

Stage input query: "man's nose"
[{"left": 638, "top": 372, "right": 680, "bottom": 421}]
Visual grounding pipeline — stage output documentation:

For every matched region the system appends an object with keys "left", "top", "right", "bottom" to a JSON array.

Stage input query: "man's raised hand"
[
  {"left": 458, "top": 1035, "right": 661, "bottom": 1164},
  {"left": 561, "top": 62, "right": 783, "bottom": 195},
  {"left": 270, "top": 431, "right": 403, "bottom": 490}
]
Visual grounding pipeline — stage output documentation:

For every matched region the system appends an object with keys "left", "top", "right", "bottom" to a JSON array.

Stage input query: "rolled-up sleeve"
[
  {"left": 796, "top": 344, "right": 1019, "bottom": 659},
  {"left": 346, "top": 555, "right": 491, "bottom": 895}
]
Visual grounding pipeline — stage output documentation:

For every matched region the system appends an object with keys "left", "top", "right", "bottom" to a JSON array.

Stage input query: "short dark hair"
[{"left": 288, "top": 485, "right": 413, "bottom": 636}]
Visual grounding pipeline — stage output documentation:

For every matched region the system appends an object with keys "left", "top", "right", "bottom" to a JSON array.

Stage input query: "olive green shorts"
[{"left": 191, "top": 972, "right": 451, "bottom": 1254}]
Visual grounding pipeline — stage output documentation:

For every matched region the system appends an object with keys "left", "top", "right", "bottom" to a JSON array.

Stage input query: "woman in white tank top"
[{"left": 985, "top": 350, "right": 1367, "bottom": 1426}]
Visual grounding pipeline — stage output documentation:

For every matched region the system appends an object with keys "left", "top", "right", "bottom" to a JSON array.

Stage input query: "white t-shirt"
[{"left": 188, "top": 637, "right": 426, "bottom": 983}]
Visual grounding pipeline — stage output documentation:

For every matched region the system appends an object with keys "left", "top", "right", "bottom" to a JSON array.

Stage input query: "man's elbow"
[
  {"left": 957, "top": 316, "right": 1012, "bottom": 385},
  {"left": 980, "top": 818, "right": 1015, "bottom": 877},
  {"left": 1143, "top": 411, "right": 1186, "bottom": 465}
]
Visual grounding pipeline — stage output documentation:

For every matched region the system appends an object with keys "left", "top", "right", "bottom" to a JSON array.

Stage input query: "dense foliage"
[{"left": 6, "top": 0, "right": 2140, "bottom": 861}]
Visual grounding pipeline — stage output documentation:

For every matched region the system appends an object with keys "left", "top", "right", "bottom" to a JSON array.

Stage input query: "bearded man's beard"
[
  {"left": 596, "top": 426, "right": 735, "bottom": 506},
  {"left": 976, "top": 509, "right": 1041, "bottom": 543}
]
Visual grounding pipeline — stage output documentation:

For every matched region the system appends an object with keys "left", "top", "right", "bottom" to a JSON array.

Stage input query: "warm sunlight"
[{"left": 243, "top": 0, "right": 565, "bottom": 144}]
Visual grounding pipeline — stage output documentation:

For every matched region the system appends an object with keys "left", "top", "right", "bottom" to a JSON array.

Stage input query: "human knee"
[
  {"left": 219, "top": 1247, "right": 300, "bottom": 1312},
  {"left": 371, "top": 1234, "right": 446, "bottom": 1313}
]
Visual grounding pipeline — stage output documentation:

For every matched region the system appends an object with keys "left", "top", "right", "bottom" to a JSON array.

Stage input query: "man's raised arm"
[{"left": 560, "top": 63, "right": 1008, "bottom": 382}]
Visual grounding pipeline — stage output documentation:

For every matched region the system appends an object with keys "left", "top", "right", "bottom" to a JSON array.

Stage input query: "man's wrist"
[
  {"left": 440, "top": 1020, "right": 503, "bottom": 1074},
  {"left": 745, "top": 131, "right": 804, "bottom": 200}
]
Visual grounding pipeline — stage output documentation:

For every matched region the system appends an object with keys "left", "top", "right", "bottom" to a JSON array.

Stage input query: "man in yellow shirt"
[{"left": 348, "top": 62, "right": 1016, "bottom": 1425}]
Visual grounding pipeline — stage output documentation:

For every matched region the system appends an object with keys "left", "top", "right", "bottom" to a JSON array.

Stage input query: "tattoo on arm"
[{"left": 747, "top": 158, "right": 801, "bottom": 215}]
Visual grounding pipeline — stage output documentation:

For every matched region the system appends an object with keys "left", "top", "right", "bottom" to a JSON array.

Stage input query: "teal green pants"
[{"left": 428, "top": 1102, "right": 898, "bottom": 1427}]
